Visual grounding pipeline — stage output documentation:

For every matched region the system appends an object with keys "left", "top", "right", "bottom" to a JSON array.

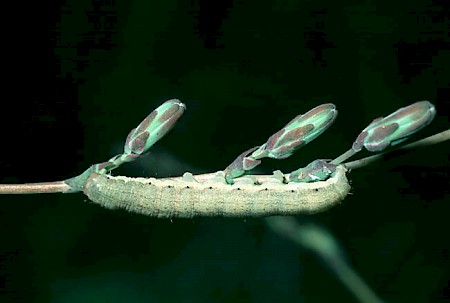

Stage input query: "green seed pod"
[
  {"left": 352, "top": 101, "right": 436, "bottom": 152},
  {"left": 124, "top": 99, "right": 186, "bottom": 155},
  {"left": 224, "top": 104, "right": 338, "bottom": 184},
  {"left": 251, "top": 104, "right": 337, "bottom": 159}
]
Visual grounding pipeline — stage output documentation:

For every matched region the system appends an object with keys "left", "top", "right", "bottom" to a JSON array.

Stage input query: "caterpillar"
[{"left": 82, "top": 165, "right": 351, "bottom": 218}]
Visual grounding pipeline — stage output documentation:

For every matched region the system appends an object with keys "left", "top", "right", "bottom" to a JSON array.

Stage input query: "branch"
[{"left": 0, "top": 181, "right": 72, "bottom": 194}]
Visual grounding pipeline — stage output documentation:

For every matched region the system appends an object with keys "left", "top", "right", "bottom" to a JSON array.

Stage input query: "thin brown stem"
[{"left": 0, "top": 181, "right": 73, "bottom": 194}]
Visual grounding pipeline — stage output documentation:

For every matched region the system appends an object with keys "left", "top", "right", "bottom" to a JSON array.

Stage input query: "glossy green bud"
[
  {"left": 224, "top": 104, "right": 337, "bottom": 184},
  {"left": 251, "top": 104, "right": 337, "bottom": 159},
  {"left": 352, "top": 101, "right": 436, "bottom": 152},
  {"left": 124, "top": 99, "right": 186, "bottom": 155}
]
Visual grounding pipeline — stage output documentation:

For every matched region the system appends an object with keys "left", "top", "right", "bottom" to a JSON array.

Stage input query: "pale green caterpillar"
[{"left": 82, "top": 165, "right": 351, "bottom": 218}]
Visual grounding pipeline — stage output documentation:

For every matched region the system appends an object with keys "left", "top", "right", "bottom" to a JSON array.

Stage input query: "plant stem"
[
  {"left": 331, "top": 148, "right": 357, "bottom": 165},
  {"left": 0, "top": 181, "right": 72, "bottom": 194}
]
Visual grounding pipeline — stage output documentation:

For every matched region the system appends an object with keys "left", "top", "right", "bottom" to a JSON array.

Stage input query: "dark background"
[{"left": 0, "top": 0, "right": 449, "bottom": 302}]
